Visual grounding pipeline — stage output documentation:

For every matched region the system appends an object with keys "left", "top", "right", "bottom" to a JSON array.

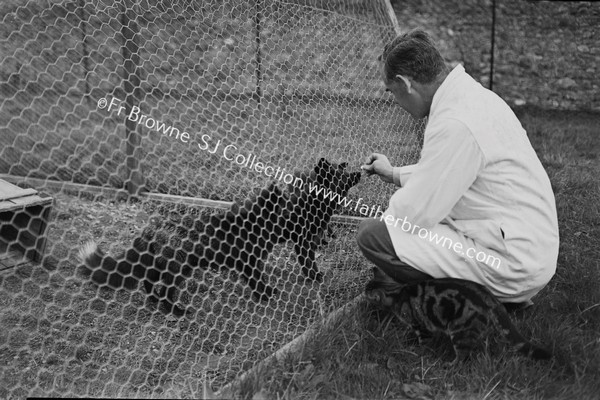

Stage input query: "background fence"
[{"left": 389, "top": 0, "right": 600, "bottom": 111}]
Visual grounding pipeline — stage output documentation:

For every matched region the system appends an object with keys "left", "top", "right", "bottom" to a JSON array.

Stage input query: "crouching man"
[{"left": 357, "top": 29, "right": 559, "bottom": 310}]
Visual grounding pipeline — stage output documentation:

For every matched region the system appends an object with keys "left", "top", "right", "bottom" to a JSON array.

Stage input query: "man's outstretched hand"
[{"left": 361, "top": 153, "right": 394, "bottom": 184}]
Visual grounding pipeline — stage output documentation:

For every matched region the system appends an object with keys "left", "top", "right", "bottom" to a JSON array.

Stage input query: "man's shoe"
[
  {"left": 502, "top": 299, "right": 534, "bottom": 313},
  {"left": 364, "top": 268, "right": 403, "bottom": 306}
]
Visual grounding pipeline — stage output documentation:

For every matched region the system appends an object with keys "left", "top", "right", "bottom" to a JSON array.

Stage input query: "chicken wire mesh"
[{"left": 0, "top": 0, "right": 424, "bottom": 397}]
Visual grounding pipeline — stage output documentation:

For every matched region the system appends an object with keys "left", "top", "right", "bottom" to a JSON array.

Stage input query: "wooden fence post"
[
  {"left": 121, "top": 0, "right": 144, "bottom": 197},
  {"left": 255, "top": 0, "right": 262, "bottom": 107}
]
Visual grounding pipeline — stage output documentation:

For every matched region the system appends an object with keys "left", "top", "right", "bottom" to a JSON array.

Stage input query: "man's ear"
[{"left": 395, "top": 74, "right": 412, "bottom": 94}]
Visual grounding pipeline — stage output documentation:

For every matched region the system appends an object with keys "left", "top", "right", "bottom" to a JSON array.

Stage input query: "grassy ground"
[
  {"left": 0, "top": 187, "right": 373, "bottom": 398},
  {"left": 235, "top": 107, "right": 600, "bottom": 400}
]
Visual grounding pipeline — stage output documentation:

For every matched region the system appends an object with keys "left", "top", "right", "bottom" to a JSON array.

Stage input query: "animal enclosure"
[{"left": 0, "top": 0, "right": 423, "bottom": 397}]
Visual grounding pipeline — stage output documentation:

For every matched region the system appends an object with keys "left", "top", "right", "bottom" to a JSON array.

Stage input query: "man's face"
[{"left": 380, "top": 62, "right": 422, "bottom": 119}]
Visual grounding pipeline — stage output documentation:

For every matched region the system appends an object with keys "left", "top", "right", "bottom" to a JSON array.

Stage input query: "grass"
[{"left": 234, "top": 107, "right": 600, "bottom": 400}]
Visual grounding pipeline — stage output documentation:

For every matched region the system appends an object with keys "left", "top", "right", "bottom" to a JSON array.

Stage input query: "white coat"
[{"left": 383, "top": 65, "right": 559, "bottom": 302}]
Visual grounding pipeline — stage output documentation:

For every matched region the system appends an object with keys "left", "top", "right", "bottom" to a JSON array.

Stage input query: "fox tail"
[{"left": 78, "top": 241, "right": 137, "bottom": 290}]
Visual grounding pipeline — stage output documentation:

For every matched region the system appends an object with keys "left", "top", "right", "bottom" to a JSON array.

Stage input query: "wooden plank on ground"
[
  {"left": 0, "top": 249, "right": 27, "bottom": 271},
  {"left": 0, "top": 179, "right": 52, "bottom": 212},
  {"left": 0, "top": 178, "right": 53, "bottom": 269}
]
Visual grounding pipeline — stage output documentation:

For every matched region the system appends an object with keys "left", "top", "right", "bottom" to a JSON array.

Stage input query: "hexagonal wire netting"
[{"left": 0, "top": 0, "right": 424, "bottom": 397}]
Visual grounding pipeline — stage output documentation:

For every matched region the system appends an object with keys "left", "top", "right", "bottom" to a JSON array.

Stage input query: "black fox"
[
  {"left": 278, "top": 158, "right": 362, "bottom": 281},
  {"left": 79, "top": 158, "right": 361, "bottom": 316},
  {"left": 79, "top": 182, "right": 287, "bottom": 315}
]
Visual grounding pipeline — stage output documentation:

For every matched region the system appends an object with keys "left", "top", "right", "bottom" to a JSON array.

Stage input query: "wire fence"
[{"left": 0, "top": 0, "right": 423, "bottom": 397}]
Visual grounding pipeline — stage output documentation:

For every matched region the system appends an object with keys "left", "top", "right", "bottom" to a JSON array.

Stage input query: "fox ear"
[{"left": 317, "top": 158, "right": 330, "bottom": 167}]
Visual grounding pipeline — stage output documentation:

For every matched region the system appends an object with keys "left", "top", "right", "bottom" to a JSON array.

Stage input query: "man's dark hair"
[{"left": 380, "top": 29, "right": 447, "bottom": 84}]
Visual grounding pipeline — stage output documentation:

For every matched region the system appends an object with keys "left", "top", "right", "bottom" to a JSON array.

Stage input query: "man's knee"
[
  {"left": 356, "top": 217, "right": 433, "bottom": 283},
  {"left": 356, "top": 218, "right": 386, "bottom": 253}
]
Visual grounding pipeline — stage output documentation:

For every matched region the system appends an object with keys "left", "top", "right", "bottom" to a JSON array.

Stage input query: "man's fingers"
[
  {"left": 363, "top": 153, "right": 382, "bottom": 166},
  {"left": 360, "top": 163, "right": 373, "bottom": 174},
  {"left": 361, "top": 153, "right": 384, "bottom": 175}
]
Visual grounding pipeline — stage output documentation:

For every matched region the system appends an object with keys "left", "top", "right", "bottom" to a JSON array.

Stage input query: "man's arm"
[
  {"left": 384, "top": 119, "right": 485, "bottom": 230},
  {"left": 391, "top": 164, "right": 416, "bottom": 187},
  {"left": 361, "top": 153, "right": 394, "bottom": 183}
]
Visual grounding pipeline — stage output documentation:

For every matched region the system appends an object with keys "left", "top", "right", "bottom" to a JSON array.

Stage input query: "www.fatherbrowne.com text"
[{"left": 97, "top": 96, "right": 501, "bottom": 270}]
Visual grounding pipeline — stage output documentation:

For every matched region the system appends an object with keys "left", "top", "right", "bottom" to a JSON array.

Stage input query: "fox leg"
[{"left": 294, "top": 236, "right": 323, "bottom": 282}]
